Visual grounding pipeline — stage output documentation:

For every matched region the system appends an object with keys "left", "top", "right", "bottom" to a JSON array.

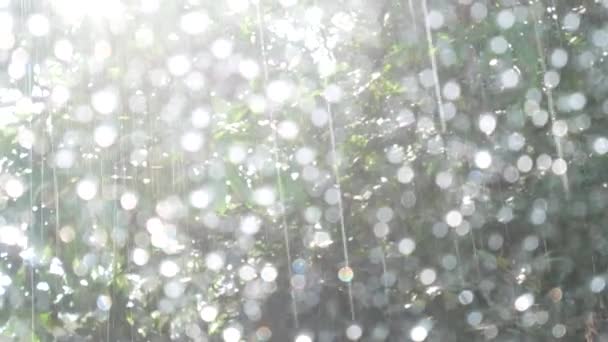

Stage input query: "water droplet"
[
  {"left": 478, "top": 113, "right": 496, "bottom": 135},
  {"left": 419, "top": 268, "right": 436, "bottom": 285},
  {"left": 211, "top": 39, "right": 233, "bottom": 59},
  {"left": 277, "top": 120, "right": 299, "bottom": 140},
  {"left": 445, "top": 210, "right": 463, "bottom": 227},
  {"left": 96, "top": 295, "right": 112, "bottom": 311},
  {"left": 346, "top": 324, "right": 363, "bottom": 340},
  {"left": 426, "top": 10, "right": 444, "bottom": 30},
  {"left": 514, "top": 293, "right": 534, "bottom": 311},
  {"left": 500, "top": 68, "right": 520, "bottom": 88},
  {"left": 490, "top": 36, "right": 508, "bottom": 54},
  {"left": 180, "top": 11, "right": 211, "bottom": 35},
  {"left": 474, "top": 150, "right": 492, "bottom": 169},
  {"left": 398, "top": 238, "right": 416, "bottom": 255},
  {"left": 222, "top": 326, "right": 242, "bottom": 342},
  {"left": 338, "top": 266, "right": 354, "bottom": 283},
  {"left": 458, "top": 290, "right": 474, "bottom": 305},
  {"left": 120, "top": 192, "right": 138, "bottom": 210},
  {"left": 205, "top": 252, "right": 225, "bottom": 271},
  {"left": 167, "top": 54, "right": 191, "bottom": 76},
  {"left": 94, "top": 124, "right": 118, "bottom": 148},
  {"left": 253, "top": 187, "right": 276, "bottom": 206},
  {"left": 91, "top": 87, "right": 119, "bottom": 115},
  {"left": 410, "top": 325, "right": 428, "bottom": 341},
  {"left": 200, "top": 305, "right": 218, "bottom": 322},
  {"left": 266, "top": 80, "right": 293, "bottom": 103},
  {"left": 181, "top": 131, "right": 204, "bottom": 152},
  {"left": 76, "top": 179, "right": 98, "bottom": 201},
  {"left": 590, "top": 276, "right": 606, "bottom": 293},
  {"left": 496, "top": 9, "right": 515, "bottom": 30},
  {"left": 397, "top": 165, "right": 415, "bottom": 184},
  {"left": 27, "top": 14, "right": 49, "bottom": 36},
  {"left": 552, "top": 324, "right": 567, "bottom": 338},
  {"left": 239, "top": 59, "right": 260, "bottom": 80},
  {"left": 261, "top": 265, "right": 278, "bottom": 282},
  {"left": 132, "top": 248, "right": 149, "bottom": 266},
  {"left": 159, "top": 260, "right": 180, "bottom": 278},
  {"left": 294, "top": 334, "right": 313, "bottom": 342},
  {"left": 5, "top": 178, "right": 23, "bottom": 198}
]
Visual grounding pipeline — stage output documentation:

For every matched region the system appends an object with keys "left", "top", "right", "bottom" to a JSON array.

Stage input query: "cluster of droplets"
[{"left": 1, "top": 0, "right": 608, "bottom": 341}]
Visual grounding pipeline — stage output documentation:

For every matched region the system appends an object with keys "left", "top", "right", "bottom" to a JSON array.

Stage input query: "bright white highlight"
[
  {"left": 474, "top": 150, "right": 492, "bottom": 169},
  {"left": 5, "top": 178, "right": 24, "bottom": 198},
  {"left": 514, "top": 293, "right": 534, "bottom": 312},
  {"left": 410, "top": 325, "right": 429, "bottom": 341},
  {"left": 167, "top": 55, "right": 191, "bottom": 76},
  {"left": 222, "top": 326, "right": 241, "bottom": 342},
  {"left": 180, "top": 11, "right": 210, "bottom": 35},
  {"left": 91, "top": 87, "right": 119, "bottom": 115},
  {"left": 266, "top": 80, "right": 293, "bottom": 103},
  {"left": 159, "top": 260, "right": 180, "bottom": 278},
  {"left": 94, "top": 124, "right": 118, "bottom": 148},
  {"left": 120, "top": 192, "right": 138, "bottom": 210},
  {"left": 253, "top": 187, "right": 275, "bottom": 206},
  {"left": 200, "top": 305, "right": 219, "bottom": 322},
  {"left": 181, "top": 131, "right": 204, "bottom": 152},
  {"left": 445, "top": 210, "right": 463, "bottom": 227},
  {"left": 76, "top": 179, "right": 98, "bottom": 201},
  {"left": 277, "top": 120, "right": 299, "bottom": 140},
  {"left": 27, "top": 14, "right": 50, "bottom": 37}
]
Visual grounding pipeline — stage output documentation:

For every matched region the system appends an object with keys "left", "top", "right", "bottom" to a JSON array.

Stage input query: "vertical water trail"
[
  {"left": 421, "top": 0, "right": 446, "bottom": 133},
  {"left": 107, "top": 127, "right": 120, "bottom": 341},
  {"left": 20, "top": 0, "right": 35, "bottom": 338},
  {"left": 123, "top": 102, "right": 136, "bottom": 342},
  {"left": 407, "top": 0, "right": 418, "bottom": 35},
  {"left": 49, "top": 120, "right": 60, "bottom": 258},
  {"left": 109, "top": 155, "right": 119, "bottom": 342},
  {"left": 255, "top": 0, "right": 299, "bottom": 328},
  {"left": 531, "top": 9, "right": 570, "bottom": 198},
  {"left": 96, "top": 156, "right": 111, "bottom": 342},
  {"left": 453, "top": 239, "right": 464, "bottom": 285},
  {"left": 29, "top": 145, "right": 35, "bottom": 338},
  {"left": 325, "top": 102, "right": 356, "bottom": 322},
  {"left": 469, "top": 229, "right": 481, "bottom": 279},
  {"left": 379, "top": 246, "right": 389, "bottom": 299},
  {"left": 39, "top": 137, "right": 44, "bottom": 240}
]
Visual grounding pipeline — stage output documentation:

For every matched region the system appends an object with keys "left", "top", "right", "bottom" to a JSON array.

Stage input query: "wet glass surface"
[{"left": 0, "top": 0, "right": 608, "bottom": 341}]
